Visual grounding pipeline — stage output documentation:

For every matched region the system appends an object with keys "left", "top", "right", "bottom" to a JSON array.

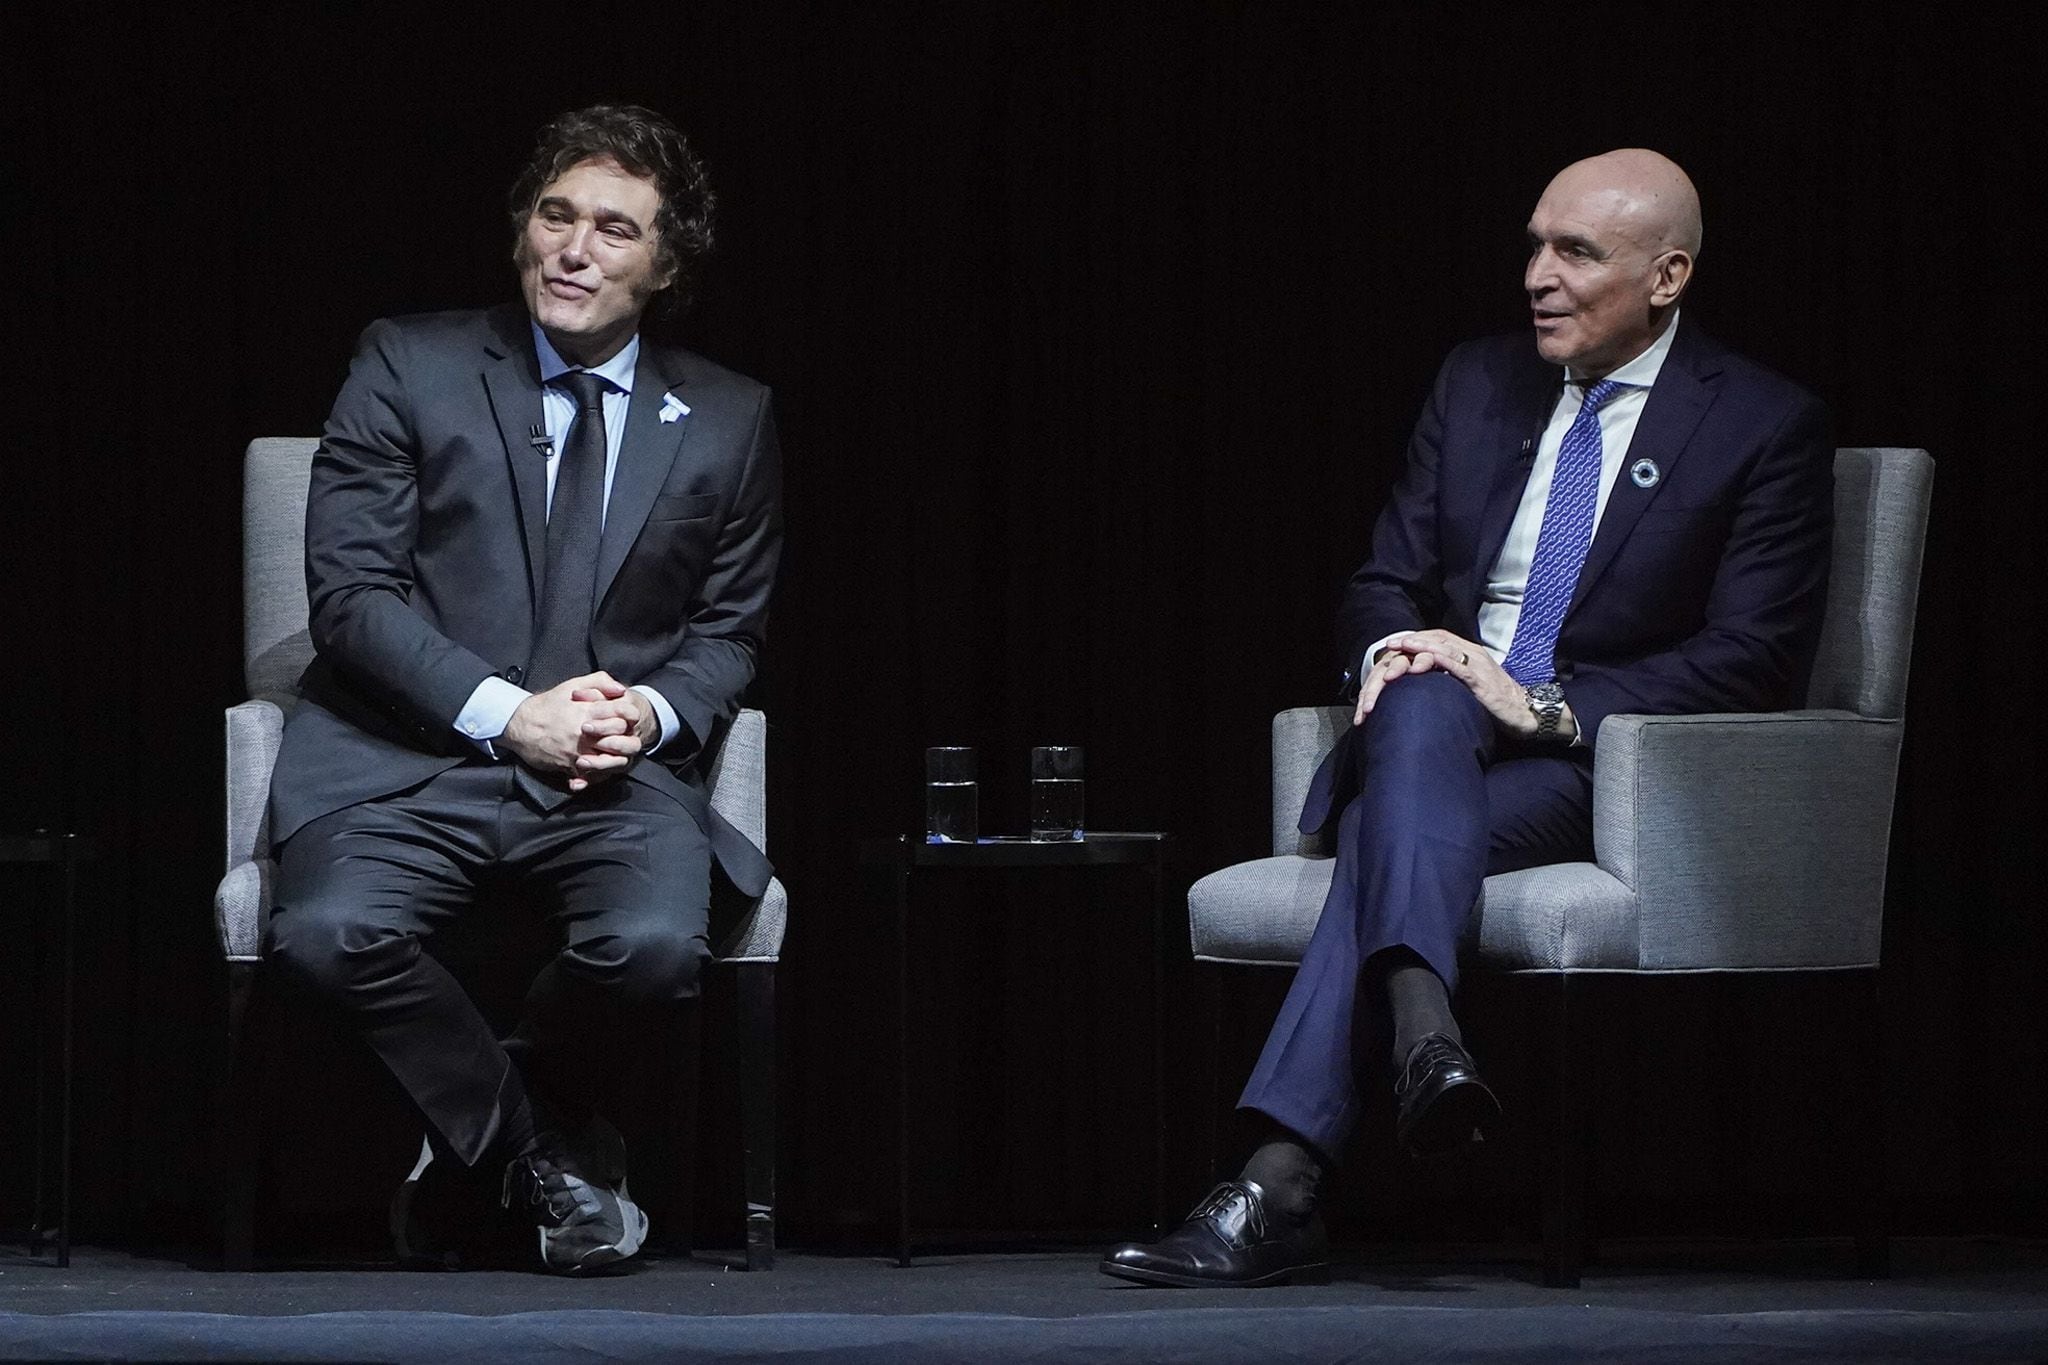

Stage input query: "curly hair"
[{"left": 509, "top": 103, "right": 716, "bottom": 313}]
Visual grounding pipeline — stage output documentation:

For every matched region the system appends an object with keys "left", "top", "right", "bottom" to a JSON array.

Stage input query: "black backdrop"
[{"left": 9, "top": 3, "right": 2042, "bottom": 1253}]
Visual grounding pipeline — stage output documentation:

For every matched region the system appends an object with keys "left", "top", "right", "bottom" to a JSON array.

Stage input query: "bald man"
[{"left": 1104, "top": 150, "right": 1832, "bottom": 1286}]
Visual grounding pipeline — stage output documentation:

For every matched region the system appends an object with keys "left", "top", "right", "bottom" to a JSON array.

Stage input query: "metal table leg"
[
  {"left": 894, "top": 855, "right": 912, "bottom": 1267},
  {"left": 1150, "top": 849, "right": 1166, "bottom": 1234},
  {"left": 59, "top": 835, "right": 76, "bottom": 1269}
]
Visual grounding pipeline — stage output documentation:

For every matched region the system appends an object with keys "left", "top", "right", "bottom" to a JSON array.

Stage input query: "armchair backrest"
[
  {"left": 242, "top": 437, "right": 320, "bottom": 705},
  {"left": 1806, "top": 447, "right": 1934, "bottom": 719}
]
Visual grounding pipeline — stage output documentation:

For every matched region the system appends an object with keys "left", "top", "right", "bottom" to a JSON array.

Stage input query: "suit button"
[{"left": 505, "top": 666, "right": 524, "bottom": 685}]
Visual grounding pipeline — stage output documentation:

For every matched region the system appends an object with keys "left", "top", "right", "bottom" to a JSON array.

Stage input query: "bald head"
[
  {"left": 1525, "top": 149, "right": 1700, "bottom": 377},
  {"left": 1546, "top": 149, "right": 1702, "bottom": 257}
]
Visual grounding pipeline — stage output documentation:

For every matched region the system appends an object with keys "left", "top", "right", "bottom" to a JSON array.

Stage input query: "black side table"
[
  {"left": 860, "top": 832, "right": 1169, "bottom": 1266},
  {"left": 2, "top": 831, "right": 93, "bottom": 1268}
]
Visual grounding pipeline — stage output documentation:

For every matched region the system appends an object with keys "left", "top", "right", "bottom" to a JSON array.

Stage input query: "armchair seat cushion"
[
  {"left": 1470, "top": 864, "right": 1640, "bottom": 972},
  {"left": 1191, "top": 855, "right": 1641, "bottom": 972},
  {"left": 1189, "top": 856, "right": 1335, "bottom": 965}
]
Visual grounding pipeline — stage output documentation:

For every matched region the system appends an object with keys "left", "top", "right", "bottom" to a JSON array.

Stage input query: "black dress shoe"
[
  {"left": 1394, "top": 1032, "right": 1501, "bottom": 1159},
  {"left": 391, "top": 1139, "right": 507, "bottom": 1270},
  {"left": 1099, "top": 1180, "right": 1328, "bottom": 1288}
]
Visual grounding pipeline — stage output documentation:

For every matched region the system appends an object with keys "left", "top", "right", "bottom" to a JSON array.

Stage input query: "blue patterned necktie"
[{"left": 1501, "top": 378, "right": 1627, "bottom": 687}]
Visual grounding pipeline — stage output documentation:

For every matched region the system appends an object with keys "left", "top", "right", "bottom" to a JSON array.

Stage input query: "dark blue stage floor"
[{"left": 4, "top": 1238, "right": 2046, "bottom": 1361}]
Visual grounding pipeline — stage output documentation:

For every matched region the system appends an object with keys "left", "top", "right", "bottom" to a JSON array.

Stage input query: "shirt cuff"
[
  {"left": 454, "top": 675, "right": 530, "bottom": 758},
  {"left": 631, "top": 685, "right": 679, "bottom": 755},
  {"left": 1362, "top": 633, "right": 1408, "bottom": 675}
]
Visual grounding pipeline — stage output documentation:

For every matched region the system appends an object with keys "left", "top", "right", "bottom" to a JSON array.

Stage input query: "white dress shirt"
[{"left": 451, "top": 324, "right": 681, "bottom": 755}]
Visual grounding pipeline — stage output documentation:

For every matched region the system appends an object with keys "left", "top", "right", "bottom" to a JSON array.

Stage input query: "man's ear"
[
  {"left": 1650, "top": 249, "right": 1693, "bottom": 307},
  {"left": 652, "top": 249, "right": 680, "bottom": 297}
]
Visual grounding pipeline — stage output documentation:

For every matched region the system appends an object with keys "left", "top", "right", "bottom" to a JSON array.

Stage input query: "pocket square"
[{"left": 660, "top": 394, "right": 690, "bottom": 424}]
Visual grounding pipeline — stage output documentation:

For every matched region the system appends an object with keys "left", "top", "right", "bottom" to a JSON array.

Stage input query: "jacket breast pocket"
[{"left": 649, "top": 491, "right": 720, "bottom": 523}]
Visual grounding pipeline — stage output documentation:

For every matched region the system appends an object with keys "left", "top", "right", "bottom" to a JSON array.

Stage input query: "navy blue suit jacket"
[{"left": 1306, "top": 321, "right": 1832, "bottom": 833}]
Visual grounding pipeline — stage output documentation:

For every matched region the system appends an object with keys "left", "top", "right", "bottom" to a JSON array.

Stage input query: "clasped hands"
[
  {"left": 1352, "top": 629, "right": 1551, "bottom": 739},
  {"left": 499, "top": 671, "right": 660, "bottom": 793}
]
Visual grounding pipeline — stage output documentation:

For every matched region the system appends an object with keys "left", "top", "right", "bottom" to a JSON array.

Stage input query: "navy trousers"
[
  {"left": 267, "top": 761, "right": 712, "bottom": 1168},
  {"left": 1237, "top": 672, "right": 1594, "bottom": 1158}
]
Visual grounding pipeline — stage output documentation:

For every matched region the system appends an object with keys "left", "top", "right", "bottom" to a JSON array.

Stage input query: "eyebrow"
[
  {"left": 534, "top": 195, "right": 647, "bottom": 235},
  {"left": 1528, "top": 228, "right": 1606, "bottom": 258}
]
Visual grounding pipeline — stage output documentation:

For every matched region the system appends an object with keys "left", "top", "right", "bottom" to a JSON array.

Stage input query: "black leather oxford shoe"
[
  {"left": 1099, "top": 1180, "right": 1329, "bottom": 1288},
  {"left": 1394, "top": 1032, "right": 1501, "bottom": 1158}
]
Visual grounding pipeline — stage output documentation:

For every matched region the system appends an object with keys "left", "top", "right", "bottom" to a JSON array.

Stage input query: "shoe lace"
[
  {"left": 504, "top": 1151, "right": 584, "bottom": 1226},
  {"left": 1401, "top": 1033, "right": 1458, "bottom": 1087},
  {"left": 1187, "top": 1181, "right": 1266, "bottom": 1245}
]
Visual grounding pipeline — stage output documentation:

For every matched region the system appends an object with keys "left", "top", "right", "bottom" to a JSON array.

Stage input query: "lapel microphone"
[{"left": 528, "top": 425, "right": 555, "bottom": 458}]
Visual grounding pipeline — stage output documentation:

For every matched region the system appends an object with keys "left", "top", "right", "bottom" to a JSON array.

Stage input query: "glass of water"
[
  {"left": 925, "top": 747, "right": 979, "bottom": 844},
  {"left": 1029, "top": 746, "right": 1084, "bottom": 841}
]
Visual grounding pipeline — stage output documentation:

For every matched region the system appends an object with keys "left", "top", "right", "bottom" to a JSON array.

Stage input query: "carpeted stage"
[{"left": 3, "top": 1239, "right": 2046, "bottom": 1362}]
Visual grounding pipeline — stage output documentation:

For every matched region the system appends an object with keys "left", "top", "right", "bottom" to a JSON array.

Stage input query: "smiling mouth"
[{"left": 545, "top": 278, "right": 594, "bottom": 298}]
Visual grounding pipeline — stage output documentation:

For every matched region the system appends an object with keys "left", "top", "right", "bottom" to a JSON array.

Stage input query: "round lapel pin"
[{"left": 1629, "top": 458, "right": 1661, "bottom": 489}]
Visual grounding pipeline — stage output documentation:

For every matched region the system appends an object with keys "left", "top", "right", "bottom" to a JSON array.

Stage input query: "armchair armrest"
[
  {"left": 226, "top": 699, "right": 284, "bottom": 873},
  {"left": 220, "top": 699, "right": 285, "bottom": 962},
  {"left": 1593, "top": 710, "right": 1903, "bottom": 970},
  {"left": 1272, "top": 706, "right": 1350, "bottom": 856},
  {"left": 716, "top": 877, "right": 787, "bottom": 964},
  {"left": 215, "top": 857, "right": 273, "bottom": 962}
]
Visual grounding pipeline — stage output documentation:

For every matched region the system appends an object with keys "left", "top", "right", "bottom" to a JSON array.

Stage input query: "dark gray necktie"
[{"left": 527, "top": 371, "right": 610, "bottom": 691}]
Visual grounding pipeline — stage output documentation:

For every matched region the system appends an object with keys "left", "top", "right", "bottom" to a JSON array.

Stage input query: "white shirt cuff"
[
  {"left": 1362, "top": 633, "right": 1409, "bottom": 675},
  {"left": 454, "top": 675, "right": 530, "bottom": 758},
  {"left": 631, "top": 685, "right": 680, "bottom": 755}
]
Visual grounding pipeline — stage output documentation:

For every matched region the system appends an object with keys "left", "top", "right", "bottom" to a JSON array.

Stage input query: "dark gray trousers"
[{"left": 267, "top": 760, "right": 712, "bottom": 1168}]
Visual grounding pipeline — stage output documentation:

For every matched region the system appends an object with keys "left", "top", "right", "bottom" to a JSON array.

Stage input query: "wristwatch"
[{"left": 1525, "top": 681, "right": 1567, "bottom": 741}]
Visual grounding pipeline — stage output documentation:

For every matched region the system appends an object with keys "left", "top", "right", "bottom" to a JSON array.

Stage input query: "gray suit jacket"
[{"left": 268, "top": 304, "right": 784, "bottom": 896}]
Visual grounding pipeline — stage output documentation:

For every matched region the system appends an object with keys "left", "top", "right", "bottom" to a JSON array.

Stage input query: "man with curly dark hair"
[{"left": 265, "top": 104, "right": 783, "bottom": 1275}]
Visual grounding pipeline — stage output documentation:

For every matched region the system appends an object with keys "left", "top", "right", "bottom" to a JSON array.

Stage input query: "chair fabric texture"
[
  {"left": 1190, "top": 447, "right": 1932, "bottom": 976},
  {"left": 215, "top": 438, "right": 787, "bottom": 967}
]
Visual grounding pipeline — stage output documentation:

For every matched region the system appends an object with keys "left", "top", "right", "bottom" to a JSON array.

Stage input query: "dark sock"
[
  {"left": 1376, "top": 949, "right": 1460, "bottom": 1072},
  {"left": 1239, "top": 1129, "right": 1329, "bottom": 1222}
]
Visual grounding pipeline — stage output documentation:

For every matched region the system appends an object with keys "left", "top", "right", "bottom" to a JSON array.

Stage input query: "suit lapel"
[
  {"left": 480, "top": 307, "right": 550, "bottom": 608},
  {"left": 594, "top": 344, "right": 692, "bottom": 610},
  {"left": 1565, "top": 323, "right": 1719, "bottom": 617},
  {"left": 1471, "top": 360, "right": 1565, "bottom": 593}
]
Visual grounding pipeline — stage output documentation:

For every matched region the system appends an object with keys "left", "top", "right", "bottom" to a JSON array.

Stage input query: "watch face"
[{"left": 1530, "top": 683, "right": 1564, "bottom": 708}]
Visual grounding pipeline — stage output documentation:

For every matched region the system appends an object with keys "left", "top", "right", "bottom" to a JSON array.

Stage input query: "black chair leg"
[
  {"left": 221, "top": 960, "right": 264, "bottom": 1271},
  {"left": 737, "top": 961, "right": 776, "bottom": 1271},
  {"left": 653, "top": 990, "right": 704, "bottom": 1258},
  {"left": 1851, "top": 969, "right": 1890, "bottom": 1277},
  {"left": 1205, "top": 966, "right": 1224, "bottom": 1186},
  {"left": 1540, "top": 972, "right": 1587, "bottom": 1289}
]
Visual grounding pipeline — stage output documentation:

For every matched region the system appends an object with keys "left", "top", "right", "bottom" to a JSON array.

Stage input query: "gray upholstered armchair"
[
  {"left": 216, "top": 437, "right": 785, "bottom": 1270},
  {"left": 1188, "top": 446, "right": 1932, "bottom": 1287}
]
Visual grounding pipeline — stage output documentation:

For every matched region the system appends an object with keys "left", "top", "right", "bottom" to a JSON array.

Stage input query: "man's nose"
[
  {"left": 560, "top": 222, "right": 595, "bottom": 266},
  {"left": 1525, "top": 245, "right": 1555, "bottom": 296}
]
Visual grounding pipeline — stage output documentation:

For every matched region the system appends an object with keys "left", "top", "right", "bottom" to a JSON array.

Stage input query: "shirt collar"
[
  {"left": 531, "top": 322, "right": 640, "bottom": 395},
  {"left": 1568, "top": 309, "right": 1680, "bottom": 392}
]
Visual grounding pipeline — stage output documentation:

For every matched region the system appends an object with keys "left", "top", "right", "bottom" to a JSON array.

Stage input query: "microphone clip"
[{"left": 528, "top": 425, "right": 555, "bottom": 459}]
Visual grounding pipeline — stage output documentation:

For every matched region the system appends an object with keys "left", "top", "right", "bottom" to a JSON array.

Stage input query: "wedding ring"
[{"left": 1459, "top": 651, "right": 1470, "bottom": 665}]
